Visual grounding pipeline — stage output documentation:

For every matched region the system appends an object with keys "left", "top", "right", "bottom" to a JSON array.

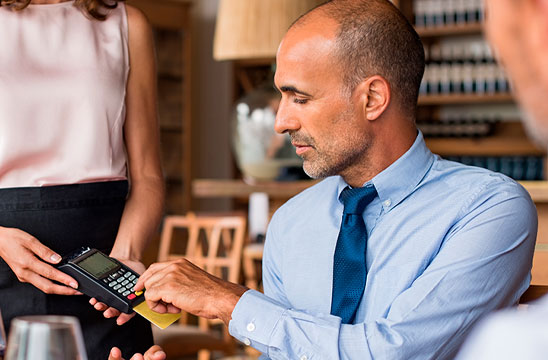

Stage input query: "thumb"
[
  {"left": 143, "top": 345, "right": 166, "bottom": 360},
  {"left": 108, "top": 347, "right": 124, "bottom": 360}
]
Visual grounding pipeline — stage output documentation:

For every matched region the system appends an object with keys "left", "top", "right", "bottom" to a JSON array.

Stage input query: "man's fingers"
[
  {"left": 147, "top": 299, "right": 168, "bottom": 314},
  {"left": 166, "top": 304, "right": 181, "bottom": 314},
  {"left": 141, "top": 269, "right": 186, "bottom": 314},
  {"left": 144, "top": 293, "right": 181, "bottom": 314},
  {"left": 140, "top": 270, "right": 178, "bottom": 294},
  {"left": 135, "top": 262, "right": 161, "bottom": 288},
  {"left": 134, "top": 270, "right": 150, "bottom": 291},
  {"left": 150, "top": 302, "right": 167, "bottom": 314},
  {"left": 141, "top": 284, "right": 167, "bottom": 312},
  {"left": 135, "top": 261, "right": 176, "bottom": 291},
  {"left": 135, "top": 269, "right": 156, "bottom": 291}
]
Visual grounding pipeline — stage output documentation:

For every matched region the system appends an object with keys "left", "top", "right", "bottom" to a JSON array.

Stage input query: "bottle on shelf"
[
  {"left": 417, "top": 116, "right": 498, "bottom": 138},
  {"left": 420, "top": 39, "right": 510, "bottom": 96},
  {"left": 444, "top": 155, "right": 544, "bottom": 181},
  {"left": 462, "top": 45, "right": 475, "bottom": 94},
  {"left": 443, "top": 0, "right": 456, "bottom": 25},
  {"left": 414, "top": 0, "right": 484, "bottom": 28},
  {"left": 439, "top": 44, "right": 452, "bottom": 94}
]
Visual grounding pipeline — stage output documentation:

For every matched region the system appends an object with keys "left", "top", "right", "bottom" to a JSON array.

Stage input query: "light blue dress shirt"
[{"left": 229, "top": 132, "right": 537, "bottom": 360}]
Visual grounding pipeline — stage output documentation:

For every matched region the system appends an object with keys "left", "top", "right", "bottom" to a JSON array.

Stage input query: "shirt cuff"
[{"left": 228, "top": 289, "right": 287, "bottom": 355}]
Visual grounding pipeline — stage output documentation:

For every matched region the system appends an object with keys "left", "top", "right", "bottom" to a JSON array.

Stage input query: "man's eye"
[{"left": 294, "top": 98, "right": 308, "bottom": 104}]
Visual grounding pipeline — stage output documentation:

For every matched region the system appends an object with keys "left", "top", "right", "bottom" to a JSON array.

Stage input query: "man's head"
[
  {"left": 274, "top": 0, "right": 424, "bottom": 185},
  {"left": 314, "top": 0, "right": 425, "bottom": 116},
  {"left": 484, "top": 0, "right": 548, "bottom": 144}
]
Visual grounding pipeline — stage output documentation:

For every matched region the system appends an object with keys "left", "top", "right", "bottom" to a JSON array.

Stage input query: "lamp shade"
[{"left": 213, "top": 0, "right": 325, "bottom": 61}]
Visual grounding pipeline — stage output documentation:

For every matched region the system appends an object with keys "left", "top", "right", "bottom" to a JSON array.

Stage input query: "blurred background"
[{"left": 130, "top": 1, "right": 548, "bottom": 358}]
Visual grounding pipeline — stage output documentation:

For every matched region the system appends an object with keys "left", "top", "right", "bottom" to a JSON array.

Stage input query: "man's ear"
[{"left": 354, "top": 75, "right": 390, "bottom": 121}]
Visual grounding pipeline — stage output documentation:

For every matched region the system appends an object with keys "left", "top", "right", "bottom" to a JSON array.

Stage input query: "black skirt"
[{"left": 0, "top": 180, "right": 153, "bottom": 359}]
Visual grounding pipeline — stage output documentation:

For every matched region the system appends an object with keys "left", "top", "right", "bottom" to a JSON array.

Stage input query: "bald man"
[
  {"left": 129, "top": 1, "right": 537, "bottom": 359},
  {"left": 456, "top": 1, "right": 548, "bottom": 359}
]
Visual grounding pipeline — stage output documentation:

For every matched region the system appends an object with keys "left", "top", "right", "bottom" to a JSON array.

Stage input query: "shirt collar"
[{"left": 337, "top": 131, "right": 435, "bottom": 212}]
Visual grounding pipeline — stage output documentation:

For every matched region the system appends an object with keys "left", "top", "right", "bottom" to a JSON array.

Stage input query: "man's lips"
[{"left": 292, "top": 142, "right": 313, "bottom": 155}]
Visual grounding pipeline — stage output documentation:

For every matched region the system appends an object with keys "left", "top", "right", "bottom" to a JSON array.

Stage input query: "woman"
[{"left": 0, "top": 0, "right": 164, "bottom": 358}]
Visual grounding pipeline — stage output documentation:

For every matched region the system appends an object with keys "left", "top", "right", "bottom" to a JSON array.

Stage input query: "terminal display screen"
[{"left": 77, "top": 252, "right": 119, "bottom": 279}]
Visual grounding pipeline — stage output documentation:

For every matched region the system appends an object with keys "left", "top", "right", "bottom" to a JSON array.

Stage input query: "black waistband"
[{"left": 0, "top": 180, "right": 129, "bottom": 211}]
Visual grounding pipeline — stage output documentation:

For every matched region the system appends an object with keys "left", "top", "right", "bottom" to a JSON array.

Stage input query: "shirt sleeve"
[{"left": 228, "top": 183, "right": 537, "bottom": 360}]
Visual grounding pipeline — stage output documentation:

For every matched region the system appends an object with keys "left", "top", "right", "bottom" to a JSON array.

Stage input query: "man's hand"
[
  {"left": 135, "top": 258, "right": 248, "bottom": 325},
  {"left": 0, "top": 226, "right": 80, "bottom": 295},
  {"left": 108, "top": 346, "right": 166, "bottom": 360},
  {"left": 90, "top": 258, "right": 145, "bottom": 325}
]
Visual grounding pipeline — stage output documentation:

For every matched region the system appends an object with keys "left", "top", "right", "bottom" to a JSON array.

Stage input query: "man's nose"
[{"left": 274, "top": 102, "right": 300, "bottom": 134}]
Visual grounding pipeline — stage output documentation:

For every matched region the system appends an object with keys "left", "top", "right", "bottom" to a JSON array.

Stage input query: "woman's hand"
[
  {"left": 0, "top": 226, "right": 80, "bottom": 295},
  {"left": 108, "top": 345, "right": 166, "bottom": 360},
  {"left": 90, "top": 258, "right": 145, "bottom": 325}
]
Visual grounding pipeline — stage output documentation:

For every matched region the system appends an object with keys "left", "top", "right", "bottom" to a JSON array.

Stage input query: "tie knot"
[{"left": 339, "top": 185, "right": 377, "bottom": 215}]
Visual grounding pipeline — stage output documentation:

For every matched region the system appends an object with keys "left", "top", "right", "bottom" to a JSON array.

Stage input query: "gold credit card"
[{"left": 133, "top": 300, "right": 181, "bottom": 329}]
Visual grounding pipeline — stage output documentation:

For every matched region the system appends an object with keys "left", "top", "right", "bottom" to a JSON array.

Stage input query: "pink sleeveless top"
[{"left": 0, "top": 1, "right": 129, "bottom": 188}]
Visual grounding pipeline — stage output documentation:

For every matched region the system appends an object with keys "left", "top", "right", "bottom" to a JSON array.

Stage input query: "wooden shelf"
[
  {"left": 128, "top": 0, "right": 192, "bottom": 214},
  {"left": 416, "top": 22, "right": 483, "bottom": 38},
  {"left": 193, "top": 178, "right": 548, "bottom": 203},
  {"left": 130, "top": 0, "right": 192, "bottom": 29},
  {"left": 234, "top": 58, "right": 275, "bottom": 67},
  {"left": 160, "top": 124, "right": 183, "bottom": 132},
  {"left": 425, "top": 122, "right": 545, "bottom": 156},
  {"left": 158, "top": 72, "right": 184, "bottom": 81},
  {"left": 521, "top": 182, "right": 548, "bottom": 203},
  {"left": 418, "top": 93, "right": 514, "bottom": 105},
  {"left": 426, "top": 137, "right": 544, "bottom": 156},
  {"left": 192, "top": 179, "right": 319, "bottom": 199}
]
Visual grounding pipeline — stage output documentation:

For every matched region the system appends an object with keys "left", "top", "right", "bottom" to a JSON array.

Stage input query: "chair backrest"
[
  {"left": 157, "top": 213, "right": 247, "bottom": 360},
  {"left": 520, "top": 284, "right": 548, "bottom": 304},
  {"left": 158, "top": 213, "right": 247, "bottom": 284}
]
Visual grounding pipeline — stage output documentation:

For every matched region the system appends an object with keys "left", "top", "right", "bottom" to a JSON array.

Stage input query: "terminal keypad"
[{"left": 104, "top": 267, "right": 140, "bottom": 301}]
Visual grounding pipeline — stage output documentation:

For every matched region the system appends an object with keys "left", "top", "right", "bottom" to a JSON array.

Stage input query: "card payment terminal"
[{"left": 57, "top": 247, "right": 145, "bottom": 314}]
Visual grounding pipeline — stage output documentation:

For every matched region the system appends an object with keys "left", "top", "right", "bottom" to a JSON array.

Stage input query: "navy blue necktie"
[{"left": 331, "top": 185, "right": 377, "bottom": 324}]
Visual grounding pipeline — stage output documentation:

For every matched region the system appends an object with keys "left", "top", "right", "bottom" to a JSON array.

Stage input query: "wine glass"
[
  {"left": 5, "top": 315, "right": 87, "bottom": 360},
  {"left": 0, "top": 308, "right": 6, "bottom": 359}
]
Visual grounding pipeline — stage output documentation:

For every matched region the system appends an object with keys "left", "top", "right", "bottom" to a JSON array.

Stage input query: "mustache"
[{"left": 289, "top": 132, "right": 315, "bottom": 147}]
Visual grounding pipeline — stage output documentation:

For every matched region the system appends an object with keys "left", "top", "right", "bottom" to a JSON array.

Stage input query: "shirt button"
[
  {"left": 383, "top": 199, "right": 391, "bottom": 207},
  {"left": 243, "top": 338, "right": 251, "bottom": 346},
  {"left": 246, "top": 322, "right": 256, "bottom": 332},
  {"left": 300, "top": 356, "right": 308, "bottom": 360}
]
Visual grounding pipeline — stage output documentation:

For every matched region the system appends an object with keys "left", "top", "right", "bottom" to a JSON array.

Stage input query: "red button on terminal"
[{"left": 127, "top": 293, "right": 136, "bottom": 300}]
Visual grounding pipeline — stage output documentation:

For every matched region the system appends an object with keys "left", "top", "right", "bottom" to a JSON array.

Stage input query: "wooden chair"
[
  {"left": 152, "top": 213, "right": 247, "bottom": 360},
  {"left": 519, "top": 284, "right": 548, "bottom": 304}
]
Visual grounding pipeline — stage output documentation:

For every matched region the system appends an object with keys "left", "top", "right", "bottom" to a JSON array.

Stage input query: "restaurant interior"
[
  {"left": 2, "top": 0, "right": 546, "bottom": 359},
  {"left": 127, "top": 0, "right": 548, "bottom": 358}
]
